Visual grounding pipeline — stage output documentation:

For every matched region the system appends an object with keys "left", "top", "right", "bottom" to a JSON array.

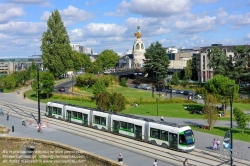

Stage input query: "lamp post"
[
  {"left": 156, "top": 98, "right": 159, "bottom": 116},
  {"left": 37, "top": 65, "right": 41, "bottom": 124},
  {"left": 170, "top": 86, "right": 172, "bottom": 99},
  {"left": 72, "top": 74, "right": 74, "bottom": 92},
  {"left": 228, "top": 84, "right": 234, "bottom": 166}
]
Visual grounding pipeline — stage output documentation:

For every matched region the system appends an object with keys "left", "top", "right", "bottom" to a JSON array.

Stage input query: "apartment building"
[{"left": 196, "top": 44, "right": 250, "bottom": 82}]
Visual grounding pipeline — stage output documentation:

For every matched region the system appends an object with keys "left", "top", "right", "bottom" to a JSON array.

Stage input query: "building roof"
[{"left": 200, "top": 44, "right": 250, "bottom": 52}]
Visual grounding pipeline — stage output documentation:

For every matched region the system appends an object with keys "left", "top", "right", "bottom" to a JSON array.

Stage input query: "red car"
[{"left": 59, "top": 87, "right": 66, "bottom": 92}]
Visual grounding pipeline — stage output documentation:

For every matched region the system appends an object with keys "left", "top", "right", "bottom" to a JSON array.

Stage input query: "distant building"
[
  {"left": 195, "top": 44, "right": 250, "bottom": 82},
  {"left": 118, "top": 54, "right": 133, "bottom": 69},
  {"left": 0, "top": 55, "right": 42, "bottom": 73},
  {"left": 85, "top": 47, "right": 94, "bottom": 56}
]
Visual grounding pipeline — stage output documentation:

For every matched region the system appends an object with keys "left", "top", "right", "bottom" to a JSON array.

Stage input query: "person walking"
[
  {"left": 212, "top": 138, "right": 217, "bottom": 150},
  {"left": 118, "top": 153, "right": 123, "bottom": 164},
  {"left": 160, "top": 115, "right": 164, "bottom": 121},
  {"left": 7, "top": 112, "right": 9, "bottom": 121},
  {"left": 23, "top": 93, "right": 26, "bottom": 99},
  {"left": 183, "top": 158, "right": 189, "bottom": 166},
  {"left": 153, "top": 159, "right": 158, "bottom": 166},
  {"left": 217, "top": 139, "right": 221, "bottom": 150}
]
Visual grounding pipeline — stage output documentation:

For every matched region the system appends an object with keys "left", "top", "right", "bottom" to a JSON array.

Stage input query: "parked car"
[
  {"left": 59, "top": 87, "right": 66, "bottom": 92},
  {"left": 143, "top": 86, "right": 152, "bottom": 90},
  {"left": 156, "top": 88, "right": 165, "bottom": 92},
  {"left": 166, "top": 89, "right": 176, "bottom": 93},
  {"left": 134, "top": 84, "right": 140, "bottom": 88},
  {"left": 183, "top": 90, "right": 191, "bottom": 95},
  {"left": 176, "top": 90, "right": 184, "bottom": 94}
]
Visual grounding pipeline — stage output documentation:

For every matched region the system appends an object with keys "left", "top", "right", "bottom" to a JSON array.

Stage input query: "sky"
[{"left": 1, "top": 0, "right": 250, "bottom": 57}]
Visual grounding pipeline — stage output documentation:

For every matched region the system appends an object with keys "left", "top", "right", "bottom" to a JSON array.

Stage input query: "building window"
[
  {"left": 141, "top": 43, "right": 144, "bottom": 49},
  {"left": 136, "top": 43, "right": 140, "bottom": 49}
]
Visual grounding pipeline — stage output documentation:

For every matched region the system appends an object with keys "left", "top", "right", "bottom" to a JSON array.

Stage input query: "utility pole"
[{"left": 37, "top": 66, "right": 41, "bottom": 124}]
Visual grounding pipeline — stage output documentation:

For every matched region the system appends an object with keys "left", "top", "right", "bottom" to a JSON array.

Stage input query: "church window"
[
  {"left": 141, "top": 44, "right": 144, "bottom": 49},
  {"left": 136, "top": 43, "right": 140, "bottom": 49}
]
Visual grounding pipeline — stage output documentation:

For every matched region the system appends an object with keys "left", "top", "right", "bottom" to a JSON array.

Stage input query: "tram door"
[
  {"left": 135, "top": 125, "right": 142, "bottom": 140},
  {"left": 82, "top": 114, "right": 88, "bottom": 126},
  {"left": 113, "top": 120, "right": 119, "bottom": 134},
  {"left": 66, "top": 110, "right": 71, "bottom": 122},
  {"left": 48, "top": 107, "right": 52, "bottom": 117},
  {"left": 169, "top": 133, "right": 178, "bottom": 150}
]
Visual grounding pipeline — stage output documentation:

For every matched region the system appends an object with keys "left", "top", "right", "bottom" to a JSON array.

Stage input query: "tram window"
[
  {"left": 179, "top": 134, "right": 186, "bottom": 144},
  {"left": 120, "top": 121, "right": 127, "bottom": 130},
  {"left": 78, "top": 113, "right": 82, "bottom": 119},
  {"left": 161, "top": 130, "right": 168, "bottom": 141},
  {"left": 150, "top": 128, "right": 160, "bottom": 139},
  {"left": 58, "top": 108, "right": 62, "bottom": 115},
  {"left": 94, "top": 116, "right": 100, "bottom": 124},
  {"left": 52, "top": 107, "right": 57, "bottom": 114},
  {"left": 100, "top": 117, "right": 106, "bottom": 126},
  {"left": 72, "top": 112, "right": 77, "bottom": 118},
  {"left": 127, "top": 123, "right": 134, "bottom": 133}
]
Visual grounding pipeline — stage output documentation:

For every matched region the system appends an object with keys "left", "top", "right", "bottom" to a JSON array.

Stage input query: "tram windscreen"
[{"left": 184, "top": 130, "right": 194, "bottom": 144}]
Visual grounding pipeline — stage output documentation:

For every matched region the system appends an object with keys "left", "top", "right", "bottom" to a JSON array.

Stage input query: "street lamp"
[
  {"left": 156, "top": 98, "right": 159, "bottom": 116},
  {"left": 170, "top": 86, "right": 172, "bottom": 99},
  {"left": 72, "top": 74, "right": 74, "bottom": 92},
  {"left": 37, "top": 65, "right": 41, "bottom": 125},
  {"left": 228, "top": 84, "right": 234, "bottom": 166}
]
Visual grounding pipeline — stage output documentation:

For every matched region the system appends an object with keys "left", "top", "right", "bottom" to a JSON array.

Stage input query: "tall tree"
[
  {"left": 41, "top": 10, "right": 73, "bottom": 78},
  {"left": 143, "top": 41, "right": 170, "bottom": 81},
  {"left": 170, "top": 72, "right": 180, "bottom": 86},
  {"left": 204, "top": 75, "right": 239, "bottom": 115},
  {"left": 232, "top": 46, "right": 250, "bottom": 83},
  {"left": 203, "top": 94, "right": 218, "bottom": 130},
  {"left": 96, "top": 92, "right": 110, "bottom": 111},
  {"left": 40, "top": 71, "right": 55, "bottom": 99},
  {"left": 93, "top": 80, "right": 106, "bottom": 96},
  {"left": 95, "top": 50, "right": 119, "bottom": 70},
  {"left": 233, "top": 107, "right": 249, "bottom": 134},
  {"left": 184, "top": 59, "right": 192, "bottom": 80},
  {"left": 207, "top": 46, "right": 228, "bottom": 75}
]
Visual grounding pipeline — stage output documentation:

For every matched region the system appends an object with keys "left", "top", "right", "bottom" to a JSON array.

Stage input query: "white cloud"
[
  {"left": 174, "top": 16, "right": 216, "bottom": 33},
  {"left": 6, "top": 0, "right": 46, "bottom": 4},
  {"left": 0, "top": 4, "right": 25, "bottom": 23},
  {"left": 247, "top": 33, "right": 250, "bottom": 39},
  {"left": 0, "top": 21, "right": 46, "bottom": 35},
  {"left": 85, "top": 0, "right": 100, "bottom": 6},
  {"left": 228, "top": 12, "right": 250, "bottom": 28},
  {"left": 195, "top": 0, "right": 218, "bottom": 3},
  {"left": 41, "top": 6, "right": 93, "bottom": 25},
  {"left": 69, "top": 23, "right": 127, "bottom": 39},
  {"left": 118, "top": 0, "right": 191, "bottom": 17},
  {"left": 215, "top": 8, "right": 228, "bottom": 25}
]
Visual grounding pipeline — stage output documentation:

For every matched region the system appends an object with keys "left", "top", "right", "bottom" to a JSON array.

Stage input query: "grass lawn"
[
  {"left": 75, "top": 84, "right": 155, "bottom": 99},
  {"left": 191, "top": 125, "right": 250, "bottom": 142},
  {"left": 233, "top": 103, "right": 250, "bottom": 111}
]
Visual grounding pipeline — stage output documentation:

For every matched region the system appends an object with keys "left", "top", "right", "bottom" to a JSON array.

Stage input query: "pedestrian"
[
  {"left": 118, "top": 153, "right": 123, "bottom": 164},
  {"left": 183, "top": 158, "right": 189, "bottom": 166},
  {"left": 217, "top": 139, "right": 221, "bottom": 150},
  {"left": 153, "top": 159, "right": 158, "bottom": 166},
  {"left": 212, "top": 138, "right": 217, "bottom": 150},
  {"left": 23, "top": 93, "right": 26, "bottom": 99},
  {"left": 7, "top": 112, "right": 9, "bottom": 121},
  {"left": 160, "top": 115, "right": 164, "bottom": 121}
]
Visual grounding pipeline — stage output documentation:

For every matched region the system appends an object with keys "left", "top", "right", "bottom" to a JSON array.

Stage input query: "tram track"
[{"left": 0, "top": 100, "right": 249, "bottom": 166}]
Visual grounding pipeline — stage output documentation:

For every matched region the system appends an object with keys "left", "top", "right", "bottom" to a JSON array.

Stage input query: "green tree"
[
  {"left": 170, "top": 72, "right": 180, "bottom": 86},
  {"left": 233, "top": 107, "right": 249, "bottom": 134},
  {"left": 2, "top": 75, "right": 16, "bottom": 90},
  {"left": 96, "top": 92, "right": 110, "bottom": 111},
  {"left": 181, "top": 78, "right": 189, "bottom": 87},
  {"left": 184, "top": 59, "right": 192, "bottom": 80},
  {"left": 109, "top": 92, "right": 126, "bottom": 112},
  {"left": 120, "top": 78, "right": 127, "bottom": 87},
  {"left": 93, "top": 80, "right": 106, "bottom": 96},
  {"left": 75, "top": 73, "right": 97, "bottom": 90},
  {"left": 40, "top": 71, "right": 55, "bottom": 99},
  {"left": 203, "top": 94, "right": 218, "bottom": 130},
  {"left": 95, "top": 50, "right": 119, "bottom": 71},
  {"left": 143, "top": 41, "right": 170, "bottom": 81},
  {"left": 232, "top": 46, "right": 250, "bottom": 83},
  {"left": 207, "top": 46, "right": 228, "bottom": 75},
  {"left": 41, "top": 10, "right": 73, "bottom": 78}
]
